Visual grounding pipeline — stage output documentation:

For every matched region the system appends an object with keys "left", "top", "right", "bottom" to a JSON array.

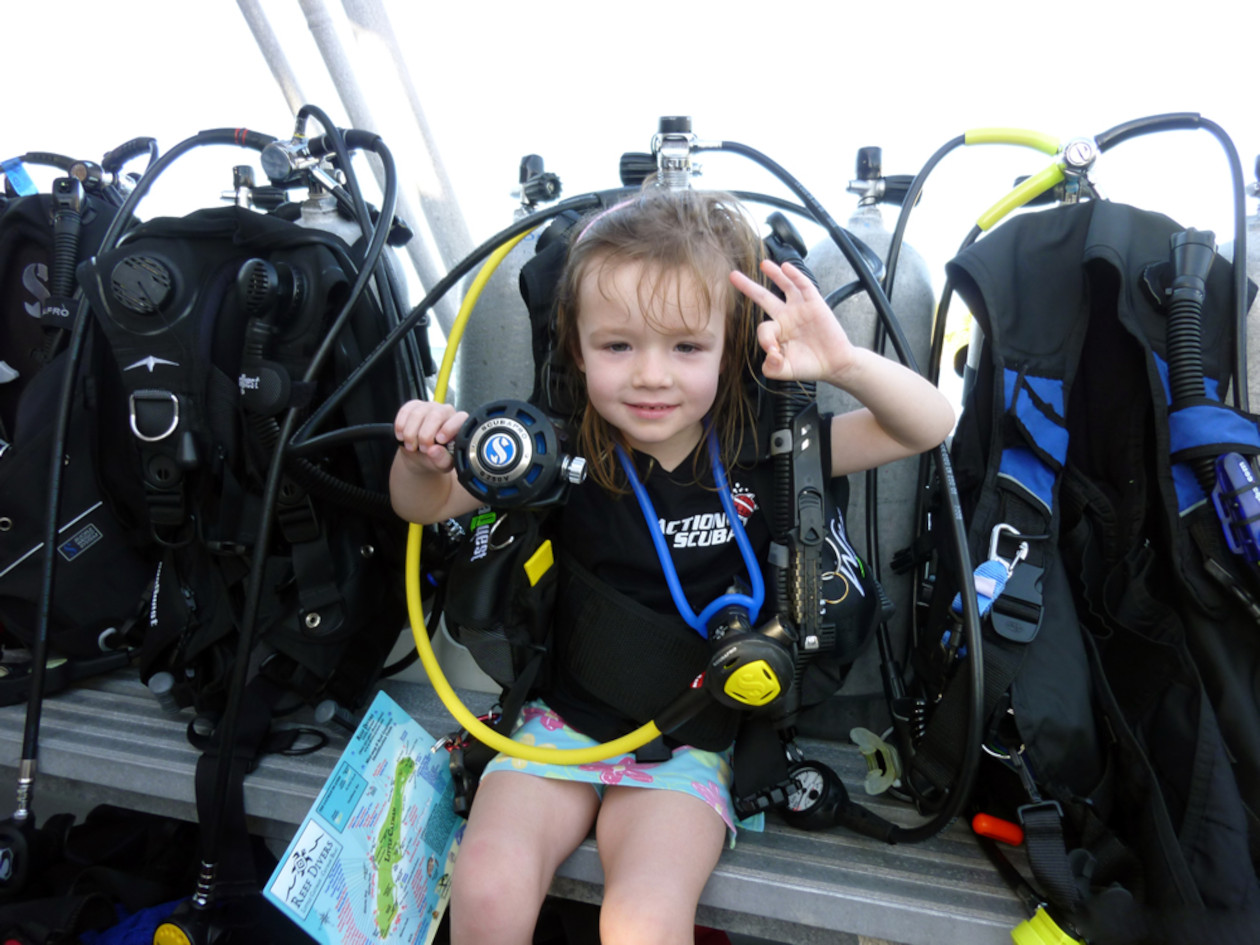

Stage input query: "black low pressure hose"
[
  {"left": 243, "top": 396, "right": 395, "bottom": 520},
  {"left": 101, "top": 136, "right": 159, "bottom": 177},
  {"left": 849, "top": 141, "right": 963, "bottom": 623},
  {"left": 96, "top": 127, "right": 278, "bottom": 252},
  {"left": 6, "top": 137, "right": 169, "bottom": 849},
  {"left": 294, "top": 105, "right": 419, "bottom": 388},
  {"left": 37, "top": 178, "right": 88, "bottom": 363},
  {"left": 290, "top": 191, "right": 603, "bottom": 449},
  {"left": 1165, "top": 229, "right": 1220, "bottom": 497},
  {"left": 884, "top": 136, "right": 966, "bottom": 305},
  {"left": 297, "top": 104, "right": 375, "bottom": 236},
  {"left": 16, "top": 292, "right": 94, "bottom": 826},
  {"left": 710, "top": 139, "right": 983, "bottom": 845},
  {"left": 190, "top": 133, "right": 405, "bottom": 913}
]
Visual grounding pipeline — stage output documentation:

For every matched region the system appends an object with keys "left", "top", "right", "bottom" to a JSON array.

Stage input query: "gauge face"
[{"left": 787, "top": 764, "right": 827, "bottom": 812}]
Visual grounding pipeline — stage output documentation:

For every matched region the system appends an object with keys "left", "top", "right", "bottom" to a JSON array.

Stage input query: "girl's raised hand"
[
  {"left": 730, "top": 259, "right": 856, "bottom": 384},
  {"left": 393, "top": 399, "right": 467, "bottom": 473}
]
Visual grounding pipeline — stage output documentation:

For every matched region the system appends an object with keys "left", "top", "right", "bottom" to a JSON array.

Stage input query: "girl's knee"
[
  {"left": 599, "top": 891, "right": 697, "bottom": 945},
  {"left": 450, "top": 842, "right": 545, "bottom": 945},
  {"left": 452, "top": 828, "right": 547, "bottom": 905}
]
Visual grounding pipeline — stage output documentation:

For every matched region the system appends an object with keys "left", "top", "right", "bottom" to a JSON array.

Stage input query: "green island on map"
[{"left": 374, "top": 755, "right": 417, "bottom": 936}]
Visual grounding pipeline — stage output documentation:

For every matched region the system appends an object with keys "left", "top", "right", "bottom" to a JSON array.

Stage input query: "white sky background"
[{"left": 5, "top": 0, "right": 1259, "bottom": 322}]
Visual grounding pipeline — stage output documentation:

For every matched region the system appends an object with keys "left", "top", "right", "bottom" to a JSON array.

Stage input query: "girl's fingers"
[
  {"left": 729, "top": 269, "right": 774, "bottom": 310},
  {"left": 436, "top": 413, "right": 464, "bottom": 445},
  {"left": 760, "top": 259, "right": 804, "bottom": 300},
  {"left": 394, "top": 402, "right": 464, "bottom": 451}
]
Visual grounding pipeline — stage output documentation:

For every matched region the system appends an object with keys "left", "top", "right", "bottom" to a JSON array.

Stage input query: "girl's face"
[{"left": 574, "top": 259, "right": 726, "bottom": 470}]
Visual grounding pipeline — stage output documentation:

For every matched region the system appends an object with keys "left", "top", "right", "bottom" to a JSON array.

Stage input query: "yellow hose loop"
[
  {"left": 405, "top": 524, "right": 665, "bottom": 763},
  {"left": 976, "top": 162, "right": 1067, "bottom": 232},
  {"left": 405, "top": 224, "right": 671, "bottom": 763},
  {"left": 964, "top": 127, "right": 1061, "bottom": 155}
]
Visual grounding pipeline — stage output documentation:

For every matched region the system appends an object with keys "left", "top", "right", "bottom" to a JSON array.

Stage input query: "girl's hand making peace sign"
[{"left": 729, "top": 259, "right": 859, "bottom": 387}]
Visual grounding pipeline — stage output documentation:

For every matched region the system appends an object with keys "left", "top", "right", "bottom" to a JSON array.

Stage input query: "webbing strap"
[{"left": 1021, "top": 802, "right": 1087, "bottom": 912}]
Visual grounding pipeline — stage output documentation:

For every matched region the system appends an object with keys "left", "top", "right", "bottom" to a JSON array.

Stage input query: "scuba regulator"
[{"left": 451, "top": 399, "right": 586, "bottom": 507}]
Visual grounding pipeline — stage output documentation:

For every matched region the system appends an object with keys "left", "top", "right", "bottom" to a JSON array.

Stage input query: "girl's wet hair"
[{"left": 554, "top": 187, "right": 765, "bottom": 490}]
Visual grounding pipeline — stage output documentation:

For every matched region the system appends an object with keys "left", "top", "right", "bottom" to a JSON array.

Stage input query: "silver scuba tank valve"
[
  {"left": 653, "top": 116, "right": 698, "bottom": 191},
  {"left": 848, "top": 146, "right": 884, "bottom": 206},
  {"left": 1060, "top": 137, "right": 1099, "bottom": 177},
  {"left": 847, "top": 146, "right": 915, "bottom": 208},
  {"left": 452, "top": 399, "right": 585, "bottom": 508}
]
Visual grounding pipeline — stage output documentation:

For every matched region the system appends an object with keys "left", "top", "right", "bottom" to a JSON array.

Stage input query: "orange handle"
[{"left": 972, "top": 812, "right": 1025, "bottom": 846}]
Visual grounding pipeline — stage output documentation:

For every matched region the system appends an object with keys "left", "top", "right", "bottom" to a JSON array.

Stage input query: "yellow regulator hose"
[{"left": 403, "top": 227, "right": 680, "bottom": 764}]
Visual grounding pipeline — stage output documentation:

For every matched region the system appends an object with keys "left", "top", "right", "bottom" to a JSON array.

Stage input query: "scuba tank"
[
  {"left": 295, "top": 190, "right": 368, "bottom": 246},
  {"left": 454, "top": 155, "right": 560, "bottom": 408},
  {"left": 291, "top": 180, "right": 414, "bottom": 328},
  {"left": 804, "top": 147, "right": 936, "bottom": 721}
]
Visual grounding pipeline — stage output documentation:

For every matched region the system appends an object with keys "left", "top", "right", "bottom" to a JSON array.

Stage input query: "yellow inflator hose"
[
  {"left": 403, "top": 227, "right": 674, "bottom": 764},
  {"left": 962, "top": 127, "right": 1075, "bottom": 231}
]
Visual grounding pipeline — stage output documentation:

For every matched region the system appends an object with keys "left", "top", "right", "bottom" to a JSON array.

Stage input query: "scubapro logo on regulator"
[{"left": 482, "top": 432, "right": 517, "bottom": 469}]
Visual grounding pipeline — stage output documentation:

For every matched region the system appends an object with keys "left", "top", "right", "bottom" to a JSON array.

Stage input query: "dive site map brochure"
[{"left": 265, "top": 690, "right": 464, "bottom": 944}]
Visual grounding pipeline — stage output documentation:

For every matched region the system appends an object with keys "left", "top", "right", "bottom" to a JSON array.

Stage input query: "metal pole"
[
  {"left": 235, "top": 0, "right": 309, "bottom": 115},
  {"left": 297, "top": 0, "right": 469, "bottom": 331}
]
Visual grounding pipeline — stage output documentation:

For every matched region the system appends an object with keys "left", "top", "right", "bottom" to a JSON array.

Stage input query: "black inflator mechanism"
[{"left": 452, "top": 399, "right": 586, "bottom": 508}]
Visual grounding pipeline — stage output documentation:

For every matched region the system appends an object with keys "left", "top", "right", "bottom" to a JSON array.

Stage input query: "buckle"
[{"left": 1017, "top": 799, "right": 1064, "bottom": 825}]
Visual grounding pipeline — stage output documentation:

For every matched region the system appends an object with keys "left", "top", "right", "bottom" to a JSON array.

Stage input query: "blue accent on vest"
[
  {"left": 1004, "top": 370, "right": 1069, "bottom": 465},
  {"left": 1168, "top": 405, "right": 1260, "bottom": 456},
  {"left": 1152, "top": 354, "right": 1260, "bottom": 512},
  {"left": 999, "top": 448, "right": 1056, "bottom": 510},
  {"left": 999, "top": 369, "right": 1068, "bottom": 510}
]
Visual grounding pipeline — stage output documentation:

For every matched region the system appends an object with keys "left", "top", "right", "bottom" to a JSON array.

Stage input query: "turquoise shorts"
[{"left": 480, "top": 700, "right": 764, "bottom": 846}]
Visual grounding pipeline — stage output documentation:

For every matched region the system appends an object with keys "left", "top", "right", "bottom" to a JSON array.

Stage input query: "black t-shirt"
[
  {"left": 560, "top": 447, "right": 773, "bottom": 618},
  {"left": 543, "top": 416, "right": 833, "bottom": 739}
]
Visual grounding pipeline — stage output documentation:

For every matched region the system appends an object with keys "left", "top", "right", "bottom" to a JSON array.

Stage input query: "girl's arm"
[
  {"left": 730, "top": 260, "right": 956, "bottom": 478},
  {"left": 389, "top": 400, "right": 485, "bottom": 524}
]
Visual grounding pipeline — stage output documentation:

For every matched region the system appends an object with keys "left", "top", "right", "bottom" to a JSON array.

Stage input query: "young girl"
[{"left": 390, "top": 188, "right": 955, "bottom": 945}]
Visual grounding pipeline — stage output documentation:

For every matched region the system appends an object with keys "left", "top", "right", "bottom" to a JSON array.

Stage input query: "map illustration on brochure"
[{"left": 265, "top": 690, "right": 464, "bottom": 944}]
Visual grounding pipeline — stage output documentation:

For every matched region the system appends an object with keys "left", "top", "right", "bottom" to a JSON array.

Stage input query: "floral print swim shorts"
[{"left": 480, "top": 700, "right": 764, "bottom": 845}]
